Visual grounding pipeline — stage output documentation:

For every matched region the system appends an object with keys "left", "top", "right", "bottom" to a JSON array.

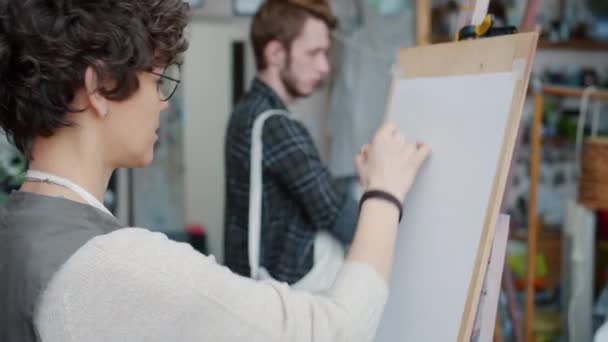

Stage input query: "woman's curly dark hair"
[{"left": 0, "top": 0, "right": 189, "bottom": 155}]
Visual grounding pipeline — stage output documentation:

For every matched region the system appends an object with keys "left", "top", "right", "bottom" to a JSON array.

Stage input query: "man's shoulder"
[{"left": 232, "top": 89, "right": 275, "bottom": 119}]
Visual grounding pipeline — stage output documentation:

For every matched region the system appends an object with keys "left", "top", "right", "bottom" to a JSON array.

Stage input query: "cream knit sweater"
[{"left": 35, "top": 228, "right": 388, "bottom": 342}]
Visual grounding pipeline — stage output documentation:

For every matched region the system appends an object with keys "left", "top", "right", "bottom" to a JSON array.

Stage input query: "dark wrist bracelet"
[{"left": 359, "top": 190, "right": 403, "bottom": 222}]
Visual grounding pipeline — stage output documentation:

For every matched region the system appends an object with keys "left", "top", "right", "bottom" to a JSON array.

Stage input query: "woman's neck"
[{"left": 21, "top": 134, "right": 113, "bottom": 204}]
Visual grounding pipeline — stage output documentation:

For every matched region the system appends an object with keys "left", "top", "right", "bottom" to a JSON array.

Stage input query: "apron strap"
[
  {"left": 575, "top": 87, "right": 602, "bottom": 178},
  {"left": 25, "top": 170, "right": 114, "bottom": 217},
  {"left": 248, "top": 109, "right": 289, "bottom": 279}
]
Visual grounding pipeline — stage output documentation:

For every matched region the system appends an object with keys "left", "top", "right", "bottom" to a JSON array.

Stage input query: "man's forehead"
[{"left": 294, "top": 17, "right": 330, "bottom": 48}]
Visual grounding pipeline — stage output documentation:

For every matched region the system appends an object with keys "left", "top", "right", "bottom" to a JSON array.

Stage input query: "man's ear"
[
  {"left": 83, "top": 66, "right": 110, "bottom": 118},
  {"left": 264, "top": 40, "right": 287, "bottom": 69}
]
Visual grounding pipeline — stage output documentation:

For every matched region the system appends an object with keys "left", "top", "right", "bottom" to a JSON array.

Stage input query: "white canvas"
[{"left": 375, "top": 72, "right": 517, "bottom": 341}]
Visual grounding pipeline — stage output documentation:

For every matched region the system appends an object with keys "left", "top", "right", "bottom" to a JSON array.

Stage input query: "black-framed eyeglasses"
[{"left": 149, "top": 64, "right": 181, "bottom": 101}]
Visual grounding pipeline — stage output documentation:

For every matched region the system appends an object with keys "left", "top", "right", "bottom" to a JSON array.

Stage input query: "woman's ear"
[{"left": 83, "top": 66, "right": 110, "bottom": 118}]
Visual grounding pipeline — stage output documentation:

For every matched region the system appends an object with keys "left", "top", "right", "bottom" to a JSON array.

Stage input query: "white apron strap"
[
  {"left": 575, "top": 87, "right": 599, "bottom": 175},
  {"left": 25, "top": 170, "right": 114, "bottom": 217},
  {"left": 248, "top": 109, "right": 288, "bottom": 279}
]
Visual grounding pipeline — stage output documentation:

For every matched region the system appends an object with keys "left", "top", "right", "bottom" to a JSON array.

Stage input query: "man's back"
[{"left": 223, "top": 79, "right": 358, "bottom": 285}]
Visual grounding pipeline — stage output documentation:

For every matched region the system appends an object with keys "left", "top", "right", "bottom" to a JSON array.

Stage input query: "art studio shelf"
[{"left": 538, "top": 39, "right": 608, "bottom": 52}]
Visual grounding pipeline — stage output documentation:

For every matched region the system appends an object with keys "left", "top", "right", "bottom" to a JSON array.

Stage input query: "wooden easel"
[
  {"left": 374, "top": 31, "right": 537, "bottom": 341},
  {"left": 412, "top": 1, "right": 535, "bottom": 341}
]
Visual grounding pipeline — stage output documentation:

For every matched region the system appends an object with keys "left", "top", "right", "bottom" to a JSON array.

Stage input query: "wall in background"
[
  {"left": 188, "top": 0, "right": 232, "bottom": 17},
  {"left": 183, "top": 20, "right": 249, "bottom": 261},
  {"left": 131, "top": 87, "right": 186, "bottom": 233}
]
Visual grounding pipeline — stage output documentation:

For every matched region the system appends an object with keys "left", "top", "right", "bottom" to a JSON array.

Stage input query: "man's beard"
[
  {"left": 279, "top": 56, "right": 317, "bottom": 99},
  {"left": 280, "top": 69, "right": 308, "bottom": 99}
]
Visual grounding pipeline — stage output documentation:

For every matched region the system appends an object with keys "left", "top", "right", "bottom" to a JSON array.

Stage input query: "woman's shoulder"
[
  {"left": 77, "top": 227, "right": 222, "bottom": 278},
  {"left": 88, "top": 228, "right": 204, "bottom": 259}
]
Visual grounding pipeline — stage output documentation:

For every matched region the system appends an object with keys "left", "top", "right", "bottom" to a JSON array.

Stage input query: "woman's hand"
[{"left": 356, "top": 122, "right": 431, "bottom": 202}]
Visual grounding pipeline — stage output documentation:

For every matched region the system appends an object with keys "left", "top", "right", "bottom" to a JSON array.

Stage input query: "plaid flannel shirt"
[{"left": 223, "top": 78, "right": 358, "bottom": 285}]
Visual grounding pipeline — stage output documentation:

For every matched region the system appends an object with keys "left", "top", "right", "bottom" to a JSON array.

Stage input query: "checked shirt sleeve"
[{"left": 262, "top": 115, "right": 358, "bottom": 243}]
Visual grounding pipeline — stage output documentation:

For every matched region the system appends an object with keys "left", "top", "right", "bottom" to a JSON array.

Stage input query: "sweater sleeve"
[{"left": 36, "top": 228, "right": 388, "bottom": 342}]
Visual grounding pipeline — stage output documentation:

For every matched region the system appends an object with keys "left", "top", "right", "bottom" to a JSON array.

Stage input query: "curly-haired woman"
[{"left": 0, "top": 0, "right": 430, "bottom": 341}]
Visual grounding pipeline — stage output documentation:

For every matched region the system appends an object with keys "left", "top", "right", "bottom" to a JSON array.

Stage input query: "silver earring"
[{"left": 102, "top": 109, "right": 109, "bottom": 117}]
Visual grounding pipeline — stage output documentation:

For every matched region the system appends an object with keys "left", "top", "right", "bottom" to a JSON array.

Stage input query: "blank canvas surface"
[{"left": 375, "top": 72, "right": 516, "bottom": 341}]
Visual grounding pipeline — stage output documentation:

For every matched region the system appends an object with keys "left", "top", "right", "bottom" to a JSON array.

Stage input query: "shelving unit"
[
  {"left": 538, "top": 39, "right": 608, "bottom": 52},
  {"left": 526, "top": 85, "right": 608, "bottom": 341}
]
